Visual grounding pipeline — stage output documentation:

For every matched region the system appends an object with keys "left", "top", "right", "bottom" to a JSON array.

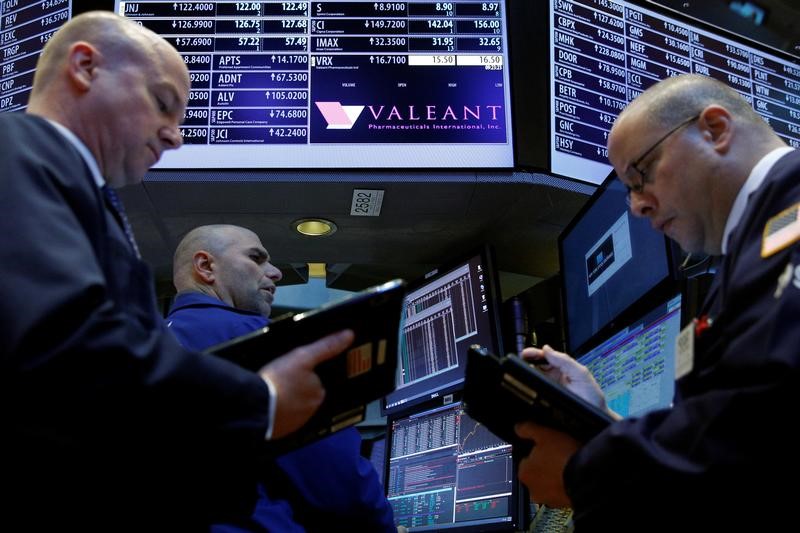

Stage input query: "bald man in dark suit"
[{"left": 0, "top": 12, "right": 352, "bottom": 531}]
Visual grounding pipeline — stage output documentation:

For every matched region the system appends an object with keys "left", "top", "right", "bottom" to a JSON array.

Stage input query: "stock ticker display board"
[
  {"left": 1, "top": 0, "right": 72, "bottom": 113},
  {"left": 116, "top": 1, "right": 515, "bottom": 169},
  {"left": 549, "top": 0, "right": 800, "bottom": 184}
]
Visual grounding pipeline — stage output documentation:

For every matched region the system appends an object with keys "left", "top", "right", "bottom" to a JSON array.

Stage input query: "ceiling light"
[{"left": 293, "top": 218, "right": 337, "bottom": 236}]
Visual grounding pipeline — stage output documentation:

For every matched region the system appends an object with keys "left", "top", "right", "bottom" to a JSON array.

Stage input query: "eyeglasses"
[{"left": 624, "top": 113, "right": 700, "bottom": 206}]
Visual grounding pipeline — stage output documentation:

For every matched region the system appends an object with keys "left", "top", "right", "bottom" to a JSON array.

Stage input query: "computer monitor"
[
  {"left": 113, "top": 0, "right": 515, "bottom": 169},
  {"left": 558, "top": 171, "right": 677, "bottom": 353},
  {"left": 384, "top": 394, "right": 525, "bottom": 531},
  {"left": 545, "top": 0, "right": 800, "bottom": 184},
  {"left": 576, "top": 293, "right": 682, "bottom": 418},
  {"left": 382, "top": 246, "right": 503, "bottom": 415}
]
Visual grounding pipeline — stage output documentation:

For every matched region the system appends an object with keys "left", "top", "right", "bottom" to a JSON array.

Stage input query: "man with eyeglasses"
[{"left": 513, "top": 74, "right": 798, "bottom": 530}]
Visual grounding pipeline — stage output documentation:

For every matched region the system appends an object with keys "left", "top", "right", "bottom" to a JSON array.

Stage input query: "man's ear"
[
  {"left": 192, "top": 251, "right": 215, "bottom": 284},
  {"left": 67, "top": 42, "right": 99, "bottom": 92},
  {"left": 698, "top": 105, "right": 733, "bottom": 155}
]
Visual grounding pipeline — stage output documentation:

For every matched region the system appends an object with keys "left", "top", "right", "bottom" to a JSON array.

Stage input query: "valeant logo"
[
  {"left": 316, "top": 102, "right": 504, "bottom": 129},
  {"left": 315, "top": 101, "right": 365, "bottom": 129}
]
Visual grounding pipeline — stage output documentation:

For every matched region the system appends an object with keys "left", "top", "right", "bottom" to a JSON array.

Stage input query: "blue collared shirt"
[{"left": 166, "top": 292, "right": 269, "bottom": 352}]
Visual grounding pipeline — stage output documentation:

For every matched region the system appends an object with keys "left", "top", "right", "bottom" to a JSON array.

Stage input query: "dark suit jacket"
[
  {"left": 565, "top": 149, "right": 800, "bottom": 531},
  {"left": 0, "top": 113, "right": 270, "bottom": 531}
]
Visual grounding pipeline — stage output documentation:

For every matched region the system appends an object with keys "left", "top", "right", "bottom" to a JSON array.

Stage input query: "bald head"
[
  {"left": 27, "top": 11, "right": 190, "bottom": 187},
  {"left": 173, "top": 225, "right": 248, "bottom": 289},
  {"left": 614, "top": 74, "right": 771, "bottom": 135},
  {"left": 609, "top": 74, "right": 786, "bottom": 185},
  {"left": 30, "top": 11, "right": 182, "bottom": 107},
  {"left": 33, "top": 12, "right": 149, "bottom": 94},
  {"left": 607, "top": 74, "right": 788, "bottom": 255},
  {"left": 173, "top": 225, "right": 283, "bottom": 317}
]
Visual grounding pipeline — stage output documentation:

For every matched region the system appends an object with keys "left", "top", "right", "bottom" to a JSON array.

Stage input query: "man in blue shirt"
[{"left": 167, "top": 224, "right": 395, "bottom": 532}]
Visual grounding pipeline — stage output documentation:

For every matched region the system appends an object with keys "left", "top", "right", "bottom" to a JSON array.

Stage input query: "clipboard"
[
  {"left": 463, "top": 345, "right": 614, "bottom": 451},
  {"left": 206, "top": 279, "right": 406, "bottom": 451}
]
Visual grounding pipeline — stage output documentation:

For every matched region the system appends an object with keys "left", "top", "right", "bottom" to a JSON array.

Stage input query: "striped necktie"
[{"left": 102, "top": 185, "right": 141, "bottom": 259}]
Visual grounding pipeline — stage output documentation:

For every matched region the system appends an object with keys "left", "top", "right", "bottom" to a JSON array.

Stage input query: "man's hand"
[
  {"left": 259, "top": 329, "right": 354, "bottom": 439},
  {"left": 515, "top": 421, "right": 580, "bottom": 508},
  {"left": 520, "top": 344, "right": 619, "bottom": 419}
]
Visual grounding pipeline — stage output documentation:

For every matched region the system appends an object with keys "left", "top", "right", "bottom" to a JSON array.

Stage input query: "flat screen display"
[
  {"left": 383, "top": 247, "right": 502, "bottom": 415},
  {"left": 576, "top": 293, "right": 681, "bottom": 417},
  {"left": 1, "top": 0, "right": 73, "bottom": 113},
  {"left": 549, "top": 0, "right": 800, "bottom": 184},
  {"left": 559, "top": 171, "right": 674, "bottom": 352},
  {"left": 385, "top": 398, "right": 522, "bottom": 531},
  {"left": 115, "top": 0, "right": 514, "bottom": 169}
]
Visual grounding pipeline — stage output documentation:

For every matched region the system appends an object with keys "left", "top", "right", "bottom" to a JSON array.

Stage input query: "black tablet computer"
[
  {"left": 206, "top": 278, "right": 406, "bottom": 451},
  {"left": 463, "top": 345, "right": 615, "bottom": 450}
]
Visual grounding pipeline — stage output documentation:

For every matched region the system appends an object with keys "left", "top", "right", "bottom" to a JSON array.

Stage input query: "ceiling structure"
[{"left": 120, "top": 171, "right": 594, "bottom": 302}]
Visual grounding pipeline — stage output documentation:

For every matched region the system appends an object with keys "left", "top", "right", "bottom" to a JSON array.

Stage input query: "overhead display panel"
[
  {"left": 116, "top": 1, "right": 514, "bottom": 169},
  {"left": 1, "top": 0, "right": 73, "bottom": 113},
  {"left": 550, "top": 0, "right": 800, "bottom": 184}
]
